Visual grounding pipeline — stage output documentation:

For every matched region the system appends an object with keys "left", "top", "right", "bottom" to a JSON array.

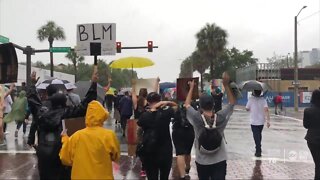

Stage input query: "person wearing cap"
[
  {"left": 246, "top": 90, "right": 270, "bottom": 157},
  {"left": 185, "top": 72, "right": 236, "bottom": 180},
  {"left": 137, "top": 92, "right": 177, "bottom": 180}
]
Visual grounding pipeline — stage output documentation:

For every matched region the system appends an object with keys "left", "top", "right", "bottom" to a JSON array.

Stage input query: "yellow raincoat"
[{"left": 59, "top": 100, "right": 120, "bottom": 180}]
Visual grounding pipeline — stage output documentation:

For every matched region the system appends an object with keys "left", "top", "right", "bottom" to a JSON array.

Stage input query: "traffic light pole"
[
  {"left": 10, "top": 43, "right": 158, "bottom": 86},
  {"left": 121, "top": 46, "right": 159, "bottom": 50},
  {"left": 12, "top": 43, "right": 50, "bottom": 86}
]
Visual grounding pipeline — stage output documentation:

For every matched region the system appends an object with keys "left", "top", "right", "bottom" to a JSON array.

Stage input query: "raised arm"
[
  {"left": 222, "top": 72, "right": 236, "bottom": 105},
  {"left": 153, "top": 77, "right": 160, "bottom": 93},
  {"left": 4, "top": 84, "right": 15, "bottom": 99},
  {"left": 151, "top": 101, "right": 177, "bottom": 111},
  {"left": 131, "top": 79, "right": 138, "bottom": 110},
  {"left": 103, "top": 77, "right": 112, "bottom": 92},
  {"left": 185, "top": 80, "right": 195, "bottom": 108}
]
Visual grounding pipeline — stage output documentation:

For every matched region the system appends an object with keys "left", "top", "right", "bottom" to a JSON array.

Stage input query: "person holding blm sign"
[
  {"left": 185, "top": 72, "right": 236, "bottom": 180},
  {"left": 26, "top": 67, "right": 98, "bottom": 180}
]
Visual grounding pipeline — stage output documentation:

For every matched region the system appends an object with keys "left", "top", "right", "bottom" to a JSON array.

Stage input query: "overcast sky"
[{"left": 0, "top": 0, "right": 319, "bottom": 82}]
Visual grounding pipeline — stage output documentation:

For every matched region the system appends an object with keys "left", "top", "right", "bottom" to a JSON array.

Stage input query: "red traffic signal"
[
  {"left": 148, "top": 41, "right": 153, "bottom": 52},
  {"left": 116, "top": 42, "right": 121, "bottom": 53}
]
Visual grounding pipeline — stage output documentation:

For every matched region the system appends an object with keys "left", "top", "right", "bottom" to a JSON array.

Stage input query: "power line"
[{"left": 298, "top": 10, "right": 320, "bottom": 22}]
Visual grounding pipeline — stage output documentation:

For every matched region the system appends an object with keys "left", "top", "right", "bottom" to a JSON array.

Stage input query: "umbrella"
[
  {"left": 118, "top": 87, "right": 132, "bottom": 95},
  {"left": 105, "top": 87, "right": 116, "bottom": 95},
  {"left": 110, "top": 57, "right": 154, "bottom": 69},
  {"left": 74, "top": 81, "right": 105, "bottom": 102},
  {"left": 239, "top": 80, "right": 271, "bottom": 92},
  {"left": 36, "top": 79, "right": 76, "bottom": 90},
  {"left": 110, "top": 57, "right": 154, "bottom": 76}
]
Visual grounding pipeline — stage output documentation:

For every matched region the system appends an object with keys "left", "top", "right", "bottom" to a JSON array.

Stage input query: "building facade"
[{"left": 16, "top": 64, "right": 75, "bottom": 85}]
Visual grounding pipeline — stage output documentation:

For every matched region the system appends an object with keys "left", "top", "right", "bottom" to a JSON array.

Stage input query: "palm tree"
[
  {"left": 196, "top": 23, "right": 227, "bottom": 80},
  {"left": 179, "top": 57, "right": 193, "bottom": 78},
  {"left": 66, "top": 50, "right": 84, "bottom": 82},
  {"left": 37, "top": 21, "right": 65, "bottom": 77},
  {"left": 191, "top": 50, "right": 209, "bottom": 91}
]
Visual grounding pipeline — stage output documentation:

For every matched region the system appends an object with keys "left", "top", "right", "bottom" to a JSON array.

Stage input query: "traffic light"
[
  {"left": 148, "top": 41, "right": 153, "bottom": 52},
  {"left": 116, "top": 42, "right": 121, "bottom": 53}
]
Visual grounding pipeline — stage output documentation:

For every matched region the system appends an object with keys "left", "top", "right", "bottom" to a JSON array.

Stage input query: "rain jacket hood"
[
  {"left": 85, "top": 100, "right": 109, "bottom": 127},
  {"left": 18, "top": 90, "right": 26, "bottom": 98},
  {"left": 3, "top": 90, "right": 27, "bottom": 123},
  {"left": 60, "top": 100, "right": 119, "bottom": 180}
]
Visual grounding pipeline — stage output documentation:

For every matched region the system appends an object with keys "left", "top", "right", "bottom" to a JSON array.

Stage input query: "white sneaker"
[{"left": 4, "top": 131, "right": 9, "bottom": 135}]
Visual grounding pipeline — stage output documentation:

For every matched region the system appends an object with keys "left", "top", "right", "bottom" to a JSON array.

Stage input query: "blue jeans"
[{"left": 251, "top": 125, "right": 264, "bottom": 153}]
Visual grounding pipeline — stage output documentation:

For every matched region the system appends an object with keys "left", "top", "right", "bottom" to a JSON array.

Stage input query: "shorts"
[{"left": 172, "top": 126, "right": 195, "bottom": 156}]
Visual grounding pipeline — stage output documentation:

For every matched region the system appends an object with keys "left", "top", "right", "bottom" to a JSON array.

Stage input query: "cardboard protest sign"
[
  {"left": 135, "top": 78, "right": 158, "bottom": 94},
  {"left": 64, "top": 117, "right": 86, "bottom": 136},
  {"left": 0, "top": 43, "right": 18, "bottom": 83},
  {"left": 176, "top": 77, "right": 199, "bottom": 101}
]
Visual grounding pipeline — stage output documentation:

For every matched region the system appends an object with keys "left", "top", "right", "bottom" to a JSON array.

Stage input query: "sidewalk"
[{"left": 235, "top": 105, "right": 304, "bottom": 120}]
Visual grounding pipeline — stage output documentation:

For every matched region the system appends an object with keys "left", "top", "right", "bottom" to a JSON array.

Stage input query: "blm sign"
[{"left": 76, "top": 23, "right": 116, "bottom": 56}]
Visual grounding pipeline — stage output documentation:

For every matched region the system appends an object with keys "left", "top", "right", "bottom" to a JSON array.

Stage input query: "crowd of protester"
[{"left": 0, "top": 67, "right": 319, "bottom": 180}]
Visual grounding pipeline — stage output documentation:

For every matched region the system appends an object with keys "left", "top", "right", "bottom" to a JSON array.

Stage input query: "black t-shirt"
[
  {"left": 211, "top": 93, "right": 223, "bottom": 112},
  {"left": 137, "top": 106, "right": 175, "bottom": 150}
]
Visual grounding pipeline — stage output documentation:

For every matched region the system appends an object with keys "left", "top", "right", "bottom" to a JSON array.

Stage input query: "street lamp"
[{"left": 294, "top": 5, "right": 307, "bottom": 112}]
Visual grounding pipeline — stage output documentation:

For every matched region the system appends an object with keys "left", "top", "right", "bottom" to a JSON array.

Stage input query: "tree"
[
  {"left": 267, "top": 53, "right": 295, "bottom": 68},
  {"left": 65, "top": 50, "right": 84, "bottom": 82},
  {"left": 211, "top": 48, "right": 258, "bottom": 80},
  {"left": 37, "top": 21, "right": 65, "bottom": 77},
  {"left": 191, "top": 50, "right": 209, "bottom": 91},
  {"left": 33, "top": 61, "right": 46, "bottom": 68},
  {"left": 179, "top": 57, "right": 193, "bottom": 78},
  {"left": 196, "top": 23, "right": 228, "bottom": 80}
]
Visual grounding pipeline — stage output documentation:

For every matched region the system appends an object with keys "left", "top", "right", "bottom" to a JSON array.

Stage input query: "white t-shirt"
[
  {"left": 246, "top": 96, "right": 268, "bottom": 125},
  {"left": 4, "top": 95, "right": 13, "bottom": 114}
]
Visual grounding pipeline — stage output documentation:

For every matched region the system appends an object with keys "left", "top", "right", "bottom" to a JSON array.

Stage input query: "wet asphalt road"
[{"left": 0, "top": 107, "right": 315, "bottom": 179}]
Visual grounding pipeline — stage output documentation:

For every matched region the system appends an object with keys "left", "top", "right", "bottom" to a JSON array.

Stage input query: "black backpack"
[
  {"left": 198, "top": 114, "right": 222, "bottom": 154},
  {"left": 136, "top": 109, "right": 162, "bottom": 156},
  {"left": 37, "top": 105, "right": 65, "bottom": 146}
]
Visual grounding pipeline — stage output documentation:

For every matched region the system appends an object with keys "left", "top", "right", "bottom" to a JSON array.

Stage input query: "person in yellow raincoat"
[{"left": 59, "top": 100, "right": 120, "bottom": 180}]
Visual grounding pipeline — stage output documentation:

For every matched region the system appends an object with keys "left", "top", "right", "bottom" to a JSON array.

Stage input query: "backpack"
[
  {"left": 179, "top": 104, "right": 192, "bottom": 128},
  {"left": 136, "top": 109, "right": 163, "bottom": 156},
  {"left": 198, "top": 114, "right": 222, "bottom": 154},
  {"left": 37, "top": 106, "right": 65, "bottom": 146}
]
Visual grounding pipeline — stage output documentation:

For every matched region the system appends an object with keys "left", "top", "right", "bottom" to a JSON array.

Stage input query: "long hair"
[
  {"left": 137, "top": 88, "right": 148, "bottom": 111},
  {"left": 311, "top": 89, "right": 320, "bottom": 107}
]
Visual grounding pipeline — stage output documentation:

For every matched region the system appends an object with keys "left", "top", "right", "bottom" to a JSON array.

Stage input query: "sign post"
[{"left": 0, "top": 35, "right": 9, "bottom": 43}]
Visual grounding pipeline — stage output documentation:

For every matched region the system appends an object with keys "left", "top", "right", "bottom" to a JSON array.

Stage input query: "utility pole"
[{"left": 294, "top": 6, "right": 307, "bottom": 112}]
